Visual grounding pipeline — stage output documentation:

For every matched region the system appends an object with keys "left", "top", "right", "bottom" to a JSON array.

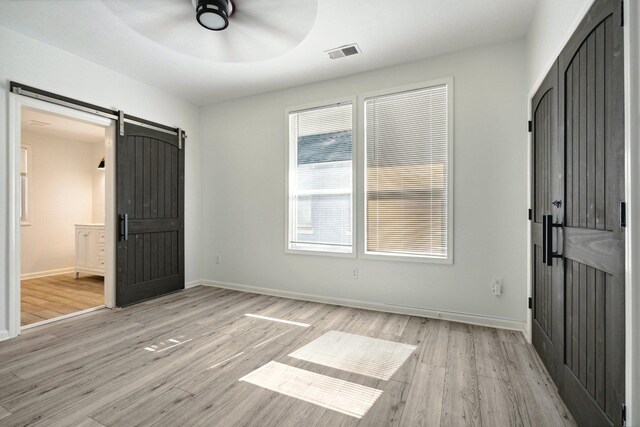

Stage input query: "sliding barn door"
[
  {"left": 557, "top": 0, "right": 625, "bottom": 425},
  {"left": 116, "top": 122, "right": 185, "bottom": 306}
]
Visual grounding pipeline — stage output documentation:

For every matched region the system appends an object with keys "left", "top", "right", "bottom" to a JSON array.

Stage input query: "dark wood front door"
[
  {"left": 557, "top": 0, "right": 625, "bottom": 425},
  {"left": 531, "top": 60, "right": 562, "bottom": 386},
  {"left": 116, "top": 122, "right": 185, "bottom": 306},
  {"left": 531, "top": 0, "right": 625, "bottom": 425}
]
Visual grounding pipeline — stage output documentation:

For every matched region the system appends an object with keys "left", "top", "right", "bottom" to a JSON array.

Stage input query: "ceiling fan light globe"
[
  {"left": 198, "top": 11, "right": 227, "bottom": 30},
  {"left": 196, "top": 0, "right": 230, "bottom": 31}
]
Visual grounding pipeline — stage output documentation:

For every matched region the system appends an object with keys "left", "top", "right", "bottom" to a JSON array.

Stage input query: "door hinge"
[
  {"left": 620, "top": 1, "right": 624, "bottom": 26},
  {"left": 528, "top": 120, "right": 532, "bottom": 132},
  {"left": 620, "top": 202, "right": 627, "bottom": 227},
  {"left": 118, "top": 110, "right": 125, "bottom": 137},
  {"left": 528, "top": 208, "right": 532, "bottom": 220},
  {"left": 620, "top": 403, "right": 626, "bottom": 426},
  {"left": 528, "top": 297, "right": 533, "bottom": 309}
]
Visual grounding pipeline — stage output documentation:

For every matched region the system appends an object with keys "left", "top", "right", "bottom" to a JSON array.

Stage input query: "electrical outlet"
[
  {"left": 492, "top": 278, "right": 503, "bottom": 296},
  {"left": 352, "top": 268, "right": 358, "bottom": 279},
  {"left": 216, "top": 255, "right": 221, "bottom": 264}
]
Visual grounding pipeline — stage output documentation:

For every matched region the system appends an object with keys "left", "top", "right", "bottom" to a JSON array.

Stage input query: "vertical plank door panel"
[
  {"left": 116, "top": 123, "right": 184, "bottom": 306},
  {"left": 530, "top": 60, "right": 561, "bottom": 386},
  {"left": 555, "top": 0, "right": 625, "bottom": 425}
]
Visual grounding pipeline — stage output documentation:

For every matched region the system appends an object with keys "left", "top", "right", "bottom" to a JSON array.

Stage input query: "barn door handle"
[
  {"left": 119, "top": 214, "right": 129, "bottom": 241},
  {"left": 544, "top": 214, "right": 563, "bottom": 266}
]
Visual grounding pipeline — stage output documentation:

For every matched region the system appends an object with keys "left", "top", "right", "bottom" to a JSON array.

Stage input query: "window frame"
[
  {"left": 284, "top": 96, "right": 357, "bottom": 257},
  {"left": 20, "top": 144, "right": 32, "bottom": 226},
  {"left": 359, "top": 78, "right": 454, "bottom": 264}
]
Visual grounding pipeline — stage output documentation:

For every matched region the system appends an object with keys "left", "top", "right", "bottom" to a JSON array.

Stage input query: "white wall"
[
  {"left": 0, "top": 26, "right": 202, "bottom": 338},
  {"left": 92, "top": 142, "right": 106, "bottom": 224},
  {"left": 20, "top": 131, "right": 99, "bottom": 275},
  {"left": 526, "top": 0, "right": 593, "bottom": 92},
  {"left": 199, "top": 40, "right": 528, "bottom": 328}
]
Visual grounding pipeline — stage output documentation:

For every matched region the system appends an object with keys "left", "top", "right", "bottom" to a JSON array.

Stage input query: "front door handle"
[
  {"left": 119, "top": 214, "right": 128, "bottom": 241},
  {"left": 542, "top": 214, "right": 548, "bottom": 265},
  {"left": 544, "top": 214, "right": 563, "bottom": 266}
]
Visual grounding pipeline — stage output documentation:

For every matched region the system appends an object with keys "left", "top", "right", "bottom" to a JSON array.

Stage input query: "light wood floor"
[
  {"left": 21, "top": 274, "right": 104, "bottom": 326},
  {"left": 0, "top": 286, "right": 576, "bottom": 426}
]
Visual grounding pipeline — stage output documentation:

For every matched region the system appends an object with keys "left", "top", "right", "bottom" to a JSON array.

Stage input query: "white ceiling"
[
  {"left": 0, "top": 0, "right": 538, "bottom": 106},
  {"left": 22, "top": 109, "right": 106, "bottom": 144}
]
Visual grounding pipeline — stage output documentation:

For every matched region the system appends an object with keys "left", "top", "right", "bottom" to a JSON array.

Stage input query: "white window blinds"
[
  {"left": 365, "top": 85, "right": 449, "bottom": 259},
  {"left": 288, "top": 103, "right": 353, "bottom": 253}
]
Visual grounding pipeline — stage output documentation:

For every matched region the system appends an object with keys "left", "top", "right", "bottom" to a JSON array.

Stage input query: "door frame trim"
[
  {"left": 623, "top": 0, "right": 639, "bottom": 424},
  {"left": 7, "top": 94, "right": 117, "bottom": 338}
]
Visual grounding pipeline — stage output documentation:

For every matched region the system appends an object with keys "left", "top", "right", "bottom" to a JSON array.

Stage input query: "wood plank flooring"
[
  {"left": 0, "top": 286, "right": 576, "bottom": 426},
  {"left": 21, "top": 274, "right": 104, "bottom": 326}
]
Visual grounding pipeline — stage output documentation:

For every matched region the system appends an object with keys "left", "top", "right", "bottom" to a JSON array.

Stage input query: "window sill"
[
  {"left": 286, "top": 247, "right": 355, "bottom": 258},
  {"left": 360, "top": 251, "right": 453, "bottom": 265}
]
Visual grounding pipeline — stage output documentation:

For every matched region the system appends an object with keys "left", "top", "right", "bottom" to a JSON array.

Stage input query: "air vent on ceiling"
[
  {"left": 25, "top": 120, "right": 51, "bottom": 127},
  {"left": 326, "top": 44, "right": 361, "bottom": 60}
]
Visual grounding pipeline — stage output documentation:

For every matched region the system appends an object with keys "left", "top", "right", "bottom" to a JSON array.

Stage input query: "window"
[
  {"left": 287, "top": 102, "right": 353, "bottom": 254},
  {"left": 20, "top": 145, "right": 31, "bottom": 225},
  {"left": 365, "top": 83, "right": 451, "bottom": 260}
]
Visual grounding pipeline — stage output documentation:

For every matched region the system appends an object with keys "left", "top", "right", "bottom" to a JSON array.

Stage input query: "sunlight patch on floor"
[
  {"left": 144, "top": 336, "right": 192, "bottom": 353},
  {"left": 240, "top": 361, "right": 383, "bottom": 418},
  {"left": 244, "top": 313, "right": 311, "bottom": 328},
  {"left": 206, "top": 352, "right": 245, "bottom": 370},
  {"left": 288, "top": 330, "right": 416, "bottom": 380}
]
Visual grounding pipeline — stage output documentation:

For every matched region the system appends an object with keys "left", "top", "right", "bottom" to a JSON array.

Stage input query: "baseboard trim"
[
  {"left": 185, "top": 280, "right": 202, "bottom": 289},
  {"left": 21, "top": 267, "right": 75, "bottom": 280},
  {"left": 0, "top": 330, "right": 9, "bottom": 342},
  {"left": 199, "top": 279, "right": 526, "bottom": 332}
]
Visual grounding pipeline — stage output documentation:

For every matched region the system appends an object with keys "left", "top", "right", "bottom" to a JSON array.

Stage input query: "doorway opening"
[
  {"left": 20, "top": 108, "right": 107, "bottom": 327},
  {"left": 9, "top": 95, "right": 117, "bottom": 333},
  {"left": 8, "top": 83, "right": 185, "bottom": 337}
]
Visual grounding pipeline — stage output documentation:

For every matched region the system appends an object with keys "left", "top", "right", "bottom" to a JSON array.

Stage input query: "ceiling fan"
[{"left": 99, "top": 0, "right": 318, "bottom": 63}]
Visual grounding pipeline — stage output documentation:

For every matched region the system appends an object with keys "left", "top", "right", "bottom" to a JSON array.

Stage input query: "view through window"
[{"left": 288, "top": 103, "right": 353, "bottom": 254}]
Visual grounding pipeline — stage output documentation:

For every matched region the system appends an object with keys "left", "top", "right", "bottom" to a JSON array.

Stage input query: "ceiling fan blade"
[{"left": 100, "top": 0, "right": 317, "bottom": 63}]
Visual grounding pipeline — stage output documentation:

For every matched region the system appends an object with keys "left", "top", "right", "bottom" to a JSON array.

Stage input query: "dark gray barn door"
[
  {"left": 557, "top": 0, "right": 625, "bottom": 425},
  {"left": 530, "top": 61, "right": 563, "bottom": 386},
  {"left": 116, "top": 122, "right": 185, "bottom": 306}
]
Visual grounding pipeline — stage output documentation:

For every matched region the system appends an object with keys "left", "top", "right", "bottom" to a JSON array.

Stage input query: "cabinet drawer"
[{"left": 97, "top": 230, "right": 106, "bottom": 243}]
